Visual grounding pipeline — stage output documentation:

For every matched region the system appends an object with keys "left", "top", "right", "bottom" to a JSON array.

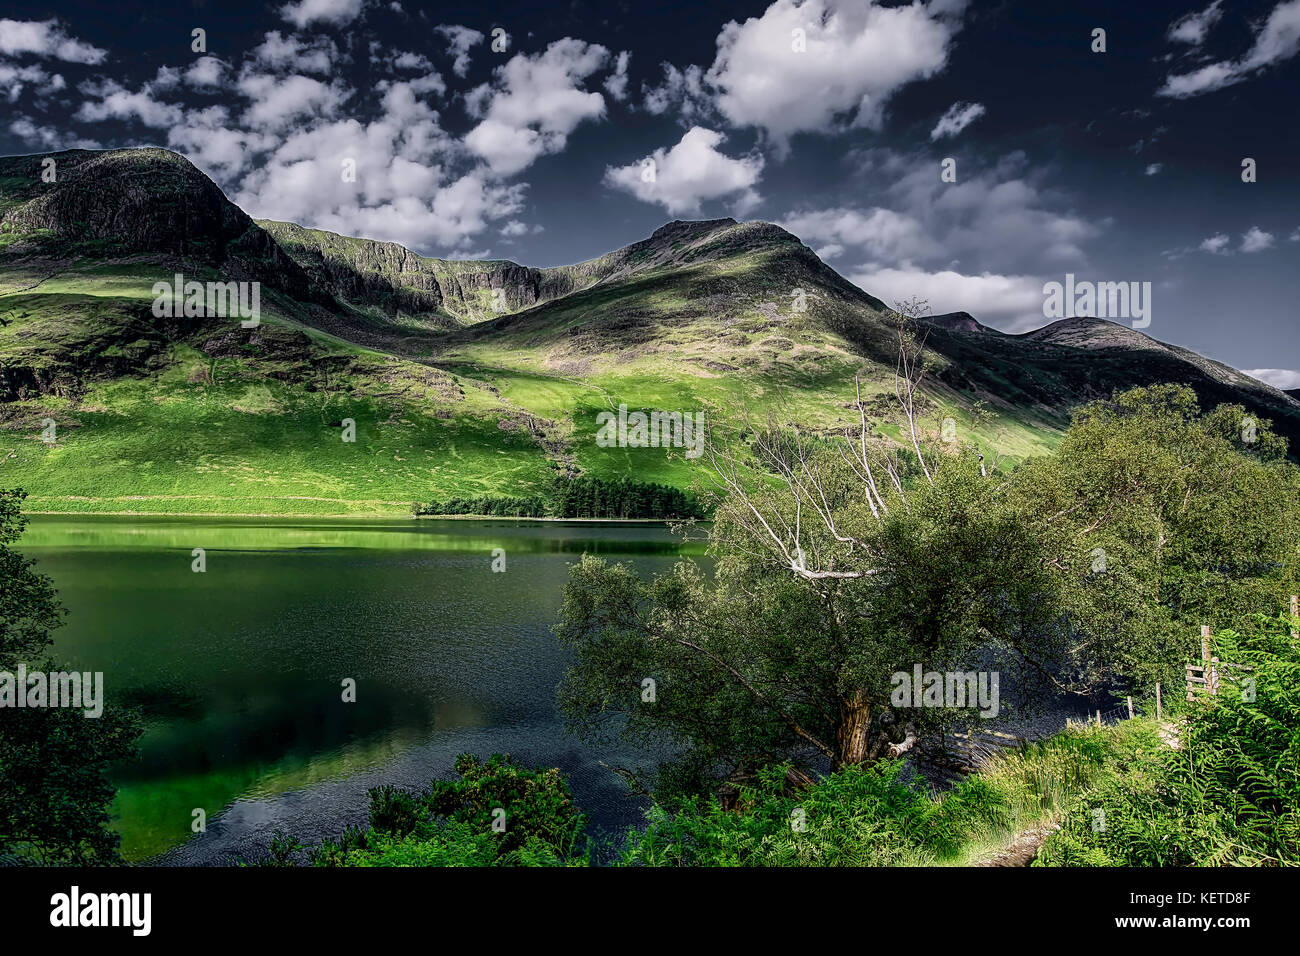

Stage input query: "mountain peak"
[
  {"left": 1022, "top": 316, "right": 1158, "bottom": 350},
  {"left": 2, "top": 146, "right": 246, "bottom": 255},
  {"left": 0, "top": 145, "right": 319, "bottom": 300},
  {"left": 647, "top": 218, "right": 739, "bottom": 243},
  {"left": 925, "top": 311, "right": 994, "bottom": 334}
]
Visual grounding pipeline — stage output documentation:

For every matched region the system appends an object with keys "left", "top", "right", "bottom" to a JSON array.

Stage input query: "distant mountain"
[
  {"left": 2, "top": 147, "right": 1296, "bottom": 516},
  {"left": 927, "top": 311, "right": 992, "bottom": 334}
]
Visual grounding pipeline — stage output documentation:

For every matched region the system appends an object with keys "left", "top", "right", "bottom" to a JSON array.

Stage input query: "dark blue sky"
[{"left": 1, "top": 0, "right": 1296, "bottom": 381}]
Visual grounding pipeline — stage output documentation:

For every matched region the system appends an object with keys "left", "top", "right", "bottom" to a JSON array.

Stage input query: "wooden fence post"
[
  {"left": 1291, "top": 594, "right": 1298, "bottom": 640},
  {"left": 1127, "top": 696, "right": 1133, "bottom": 719},
  {"left": 1201, "top": 625, "right": 1217, "bottom": 698},
  {"left": 1156, "top": 682, "right": 1162, "bottom": 720}
]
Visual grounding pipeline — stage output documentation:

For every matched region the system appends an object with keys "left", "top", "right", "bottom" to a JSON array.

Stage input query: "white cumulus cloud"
[
  {"left": 252, "top": 31, "right": 339, "bottom": 74},
  {"left": 74, "top": 78, "right": 184, "bottom": 128},
  {"left": 850, "top": 266, "right": 1046, "bottom": 330},
  {"left": 782, "top": 206, "right": 939, "bottom": 262},
  {"left": 280, "top": 0, "right": 366, "bottom": 28},
  {"left": 1200, "top": 233, "right": 1231, "bottom": 253},
  {"left": 238, "top": 73, "right": 350, "bottom": 131},
  {"left": 603, "top": 126, "right": 764, "bottom": 216},
  {"left": 464, "top": 38, "right": 612, "bottom": 176},
  {"left": 1240, "top": 226, "right": 1274, "bottom": 252},
  {"left": 435, "top": 24, "right": 484, "bottom": 78},
  {"left": 702, "top": 0, "right": 962, "bottom": 151},
  {"left": 0, "top": 18, "right": 106, "bottom": 63},
  {"left": 185, "top": 56, "right": 228, "bottom": 89}
]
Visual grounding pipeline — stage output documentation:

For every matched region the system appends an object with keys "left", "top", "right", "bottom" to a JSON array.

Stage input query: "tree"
[
  {"left": 0, "top": 488, "right": 140, "bottom": 865},
  {"left": 555, "top": 307, "right": 1300, "bottom": 797},
  {"left": 1003, "top": 384, "right": 1300, "bottom": 696}
]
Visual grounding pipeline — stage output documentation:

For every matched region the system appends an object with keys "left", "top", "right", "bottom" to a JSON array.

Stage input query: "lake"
[{"left": 18, "top": 515, "right": 701, "bottom": 864}]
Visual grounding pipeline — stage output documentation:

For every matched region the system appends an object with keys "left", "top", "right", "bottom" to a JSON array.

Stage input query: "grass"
[
  {"left": 1, "top": 232, "right": 1066, "bottom": 516},
  {"left": 938, "top": 718, "right": 1164, "bottom": 865},
  {"left": 4, "top": 374, "right": 554, "bottom": 515},
  {"left": 611, "top": 718, "right": 1164, "bottom": 867}
]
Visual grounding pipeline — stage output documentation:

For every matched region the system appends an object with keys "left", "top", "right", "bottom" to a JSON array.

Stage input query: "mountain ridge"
[{"left": 1, "top": 146, "right": 1296, "bottom": 516}]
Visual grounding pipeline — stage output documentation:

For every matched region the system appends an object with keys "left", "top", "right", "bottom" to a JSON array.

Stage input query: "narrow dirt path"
[{"left": 974, "top": 824, "right": 1060, "bottom": 867}]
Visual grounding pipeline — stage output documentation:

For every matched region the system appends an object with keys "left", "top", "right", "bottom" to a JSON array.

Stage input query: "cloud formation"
[
  {"left": 1167, "top": 1, "right": 1224, "bottom": 45},
  {"left": 435, "top": 25, "right": 484, "bottom": 78},
  {"left": 464, "top": 38, "right": 615, "bottom": 176},
  {"left": 280, "top": 0, "right": 366, "bottom": 29},
  {"left": 1245, "top": 368, "right": 1300, "bottom": 390},
  {"left": 1240, "top": 226, "right": 1274, "bottom": 252},
  {"left": 604, "top": 126, "right": 763, "bottom": 215},
  {"left": 644, "top": 0, "right": 963, "bottom": 153},
  {"left": 850, "top": 266, "right": 1045, "bottom": 329},
  {"left": 783, "top": 149, "right": 1105, "bottom": 330},
  {"left": 17, "top": 13, "right": 623, "bottom": 254},
  {"left": 0, "top": 18, "right": 106, "bottom": 63},
  {"left": 1158, "top": 0, "right": 1300, "bottom": 97},
  {"left": 930, "top": 101, "right": 984, "bottom": 140}
]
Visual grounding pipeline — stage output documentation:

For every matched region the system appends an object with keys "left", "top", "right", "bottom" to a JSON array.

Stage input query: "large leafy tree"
[
  {"left": 1008, "top": 384, "right": 1299, "bottom": 693},
  {"left": 0, "top": 488, "right": 140, "bottom": 864},
  {"left": 555, "top": 314, "right": 1300, "bottom": 797}
]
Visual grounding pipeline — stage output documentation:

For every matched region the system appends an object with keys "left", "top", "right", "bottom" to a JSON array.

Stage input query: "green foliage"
[
  {"left": 279, "top": 754, "right": 589, "bottom": 867},
  {"left": 548, "top": 476, "right": 706, "bottom": 520},
  {"left": 555, "top": 436, "right": 1075, "bottom": 791},
  {"left": 1039, "top": 611, "right": 1300, "bottom": 866},
  {"left": 556, "top": 387, "right": 1300, "bottom": 796},
  {"left": 618, "top": 762, "right": 938, "bottom": 866},
  {"left": 616, "top": 721, "right": 1144, "bottom": 866},
  {"left": 417, "top": 475, "right": 706, "bottom": 520},
  {"left": 0, "top": 488, "right": 62, "bottom": 663},
  {"left": 416, "top": 493, "right": 551, "bottom": 518},
  {"left": 421, "top": 753, "right": 588, "bottom": 857},
  {"left": 317, "top": 825, "right": 502, "bottom": 867},
  {"left": 252, "top": 682, "right": 1292, "bottom": 868},
  {"left": 0, "top": 488, "right": 141, "bottom": 865},
  {"left": 1010, "top": 384, "right": 1300, "bottom": 693}
]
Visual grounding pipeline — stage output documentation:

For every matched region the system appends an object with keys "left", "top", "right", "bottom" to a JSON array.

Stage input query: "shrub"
[
  {"left": 1038, "top": 611, "right": 1300, "bottom": 866},
  {"left": 275, "top": 754, "right": 589, "bottom": 867}
]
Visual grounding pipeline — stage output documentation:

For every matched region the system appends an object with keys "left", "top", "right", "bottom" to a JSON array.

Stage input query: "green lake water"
[{"left": 18, "top": 515, "right": 699, "bottom": 864}]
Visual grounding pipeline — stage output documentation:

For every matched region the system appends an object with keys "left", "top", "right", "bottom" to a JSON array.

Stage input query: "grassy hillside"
[
  {"left": 2, "top": 147, "right": 1297, "bottom": 516},
  {"left": 0, "top": 278, "right": 556, "bottom": 515}
]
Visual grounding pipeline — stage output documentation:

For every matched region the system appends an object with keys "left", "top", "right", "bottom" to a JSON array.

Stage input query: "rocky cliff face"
[
  {"left": 258, "top": 216, "right": 831, "bottom": 325},
  {"left": 260, "top": 220, "right": 558, "bottom": 324},
  {"left": 0, "top": 148, "right": 318, "bottom": 300}
]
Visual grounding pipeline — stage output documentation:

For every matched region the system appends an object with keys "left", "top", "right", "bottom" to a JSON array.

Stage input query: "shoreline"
[{"left": 26, "top": 509, "right": 700, "bottom": 523}]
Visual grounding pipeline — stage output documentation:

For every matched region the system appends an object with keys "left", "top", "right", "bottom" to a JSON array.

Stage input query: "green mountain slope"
[{"left": 1, "top": 147, "right": 1296, "bottom": 516}]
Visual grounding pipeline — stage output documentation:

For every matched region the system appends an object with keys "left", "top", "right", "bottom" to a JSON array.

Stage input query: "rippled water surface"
[{"left": 21, "top": 515, "right": 701, "bottom": 864}]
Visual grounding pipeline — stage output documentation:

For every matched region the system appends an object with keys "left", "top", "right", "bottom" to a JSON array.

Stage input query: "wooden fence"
[
  {"left": 1185, "top": 622, "right": 1257, "bottom": 701},
  {"left": 922, "top": 596, "right": 1297, "bottom": 774}
]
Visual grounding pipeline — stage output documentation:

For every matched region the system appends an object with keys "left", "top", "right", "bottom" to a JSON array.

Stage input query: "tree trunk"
[{"left": 835, "top": 690, "right": 871, "bottom": 767}]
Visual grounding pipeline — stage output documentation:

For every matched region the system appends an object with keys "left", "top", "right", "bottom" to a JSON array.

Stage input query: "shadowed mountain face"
[
  {"left": 0, "top": 149, "right": 317, "bottom": 300},
  {"left": 1, "top": 147, "right": 1297, "bottom": 516}
]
